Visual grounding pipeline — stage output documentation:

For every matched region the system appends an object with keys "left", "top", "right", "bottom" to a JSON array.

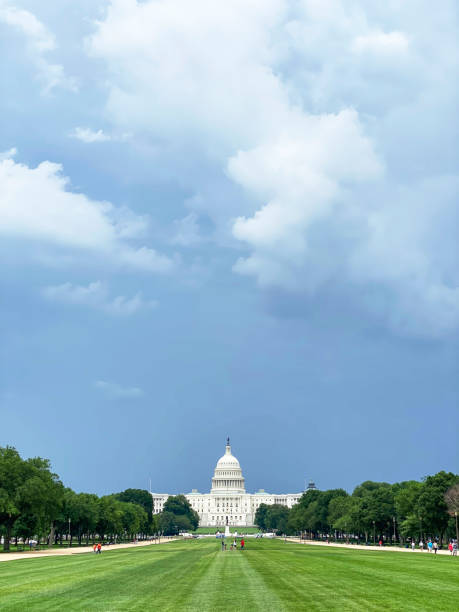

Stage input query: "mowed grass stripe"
[
  {"left": 0, "top": 542, "right": 201, "bottom": 611},
  {"left": 245, "top": 541, "right": 459, "bottom": 611},
  {"left": 0, "top": 539, "right": 458, "bottom": 611},
  {"left": 184, "top": 546, "right": 284, "bottom": 611}
]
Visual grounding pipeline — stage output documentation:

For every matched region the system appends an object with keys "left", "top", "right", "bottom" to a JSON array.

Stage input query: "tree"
[
  {"left": 265, "top": 505, "right": 290, "bottom": 534},
  {"left": 327, "top": 495, "right": 351, "bottom": 532},
  {"left": 97, "top": 496, "right": 124, "bottom": 541},
  {"left": 394, "top": 481, "right": 422, "bottom": 542},
  {"left": 416, "top": 472, "right": 459, "bottom": 545},
  {"left": 394, "top": 481, "right": 422, "bottom": 521},
  {"left": 159, "top": 511, "right": 182, "bottom": 535},
  {"left": 445, "top": 484, "right": 459, "bottom": 542},
  {"left": 0, "top": 447, "right": 63, "bottom": 551},
  {"left": 289, "top": 489, "right": 323, "bottom": 535},
  {"left": 0, "top": 447, "right": 29, "bottom": 551},
  {"left": 254, "top": 504, "right": 269, "bottom": 531},
  {"left": 58, "top": 492, "right": 99, "bottom": 545},
  {"left": 115, "top": 489, "right": 153, "bottom": 534},
  {"left": 352, "top": 481, "right": 395, "bottom": 541},
  {"left": 120, "top": 502, "right": 148, "bottom": 539},
  {"left": 163, "top": 495, "right": 199, "bottom": 530}
]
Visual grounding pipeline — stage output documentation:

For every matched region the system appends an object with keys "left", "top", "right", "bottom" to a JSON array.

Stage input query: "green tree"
[
  {"left": 353, "top": 481, "right": 395, "bottom": 541},
  {"left": 163, "top": 495, "right": 199, "bottom": 530},
  {"left": 265, "top": 504, "right": 290, "bottom": 534},
  {"left": 115, "top": 489, "right": 153, "bottom": 534},
  {"left": 416, "top": 471, "right": 459, "bottom": 545},
  {"left": 120, "top": 502, "right": 148, "bottom": 539},
  {"left": 0, "top": 447, "right": 63, "bottom": 551},
  {"left": 159, "top": 511, "right": 182, "bottom": 535},
  {"left": 394, "top": 481, "right": 422, "bottom": 542},
  {"left": 254, "top": 503, "right": 269, "bottom": 530},
  {"left": 445, "top": 484, "right": 459, "bottom": 543},
  {"left": 97, "top": 496, "right": 124, "bottom": 541}
]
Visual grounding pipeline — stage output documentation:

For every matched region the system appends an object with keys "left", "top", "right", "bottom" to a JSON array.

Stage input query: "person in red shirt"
[
  {"left": 240, "top": 538, "right": 245, "bottom": 550},
  {"left": 97, "top": 543, "right": 102, "bottom": 554}
]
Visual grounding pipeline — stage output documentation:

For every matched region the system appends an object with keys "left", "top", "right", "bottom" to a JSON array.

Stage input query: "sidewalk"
[
  {"left": 0, "top": 538, "right": 176, "bottom": 563},
  {"left": 287, "top": 538, "right": 454, "bottom": 556}
]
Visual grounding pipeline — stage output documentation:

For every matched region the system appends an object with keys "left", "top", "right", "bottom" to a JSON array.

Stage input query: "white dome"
[
  {"left": 216, "top": 451, "right": 241, "bottom": 469},
  {"left": 211, "top": 438, "right": 246, "bottom": 494}
]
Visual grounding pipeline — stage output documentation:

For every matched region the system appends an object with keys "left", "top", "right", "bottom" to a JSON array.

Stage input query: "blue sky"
[{"left": 1, "top": 0, "right": 458, "bottom": 496}]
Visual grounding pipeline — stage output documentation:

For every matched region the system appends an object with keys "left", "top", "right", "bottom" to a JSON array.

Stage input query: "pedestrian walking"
[
  {"left": 433, "top": 541, "right": 438, "bottom": 555},
  {"left": 93, "top": 543, "right": 97, "bottom": 553},
  {"left": 448, "top": 542, "right": 453, "bottom": 555},
  {"left": 97, "top": 543, "right": 102, "bottom": 554},
  {"left": 419, "top": 540, "right": 424, "bottom": 551},
  {"left": 427, "top": 540, "right": 433, "bottom": 553},
  {"left": 453, "top": 541, "right": 457, "bottom": 556},
  {"left": 240, "top": 538, "right": 245, "bottom": 550},
  {"left": 233, "top": 539, "right": 237, "bottom": 550},
  {"left": 411, "top": 541, "right": 415, "bottom": 551},
  {"left": 221, "top": 539, "right": 225, "bottom": 552}
]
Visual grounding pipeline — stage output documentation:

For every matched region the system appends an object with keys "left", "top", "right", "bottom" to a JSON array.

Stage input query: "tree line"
[
  {"left": 0, "top": 446, "right": 155, "bottom": 551},
  {"left": 3, "top": 446, "right": 458, "bottom": 549},
  {"left": 0, "top": 446, "right": 202, "bottom": 550},
  {"left": 255, "top": 471, "right": 459, "bottom": 546}
]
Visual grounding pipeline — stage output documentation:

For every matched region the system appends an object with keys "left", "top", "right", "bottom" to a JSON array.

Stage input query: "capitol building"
[{"left": 151, "top": 438, "right": 304, "bottom": 527}]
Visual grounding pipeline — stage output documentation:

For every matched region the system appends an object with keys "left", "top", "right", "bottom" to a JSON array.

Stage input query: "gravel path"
[
  {"left": 0, "top": 538, "right": 176, "bottom": 563},
  {"left": 287, "top": 538, "right": 454, "bottom": 556}
]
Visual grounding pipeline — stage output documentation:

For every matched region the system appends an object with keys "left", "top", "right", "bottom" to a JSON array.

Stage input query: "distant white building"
[{"left": 151, "top": 438, "right": 303, "bottom": 527}]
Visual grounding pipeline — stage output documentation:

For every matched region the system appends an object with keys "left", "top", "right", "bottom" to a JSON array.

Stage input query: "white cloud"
[
  {"left": 70, "top": 127, "right": 111, "bottom": 143},
  {"left": 0, "top": 150, "right": 174, "bottom": 273},
  {"left": 42, "top": 281, "right": 157, "bottom": 315},
  {"left": 352, "top": 31, "right": 409, "bottom": 56},
  {"left": 87, "top": 0, "right": 459, "bottom": 336},
  {"left": 0, "top": 147, "right": 17, "bottom": 161},
  {"left": 171, "top": 212, "right": 203, "bottom": 247},
  {"left": 0, "top": 2, "right": 76, "bottom": 93},
  {"left": 94, "top": 380, "right": 144, "bottom": 399}
]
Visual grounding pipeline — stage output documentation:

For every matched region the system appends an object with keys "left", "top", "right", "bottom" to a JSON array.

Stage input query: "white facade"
[{"left": 151, "top": 439, "right": 302, "bottom": 527}]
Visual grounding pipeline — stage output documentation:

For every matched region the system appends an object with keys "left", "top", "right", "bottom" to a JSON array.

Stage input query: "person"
[
  {"left": 379, "top": 539, "right": 383, "bottom": 547},
  {"left": 240, "top": 538, "right": 245, "bottom": 550},
  {"left": 433, "top": 541, "right": 438, "bottom": 555},
  {"left": 97, "top": 542, "right": 102, "bottom": 554},
  {"left": 221, "top": 539, "right": 225, "bottom": 552},
  {"left": 427, "top": 540, "right": 433, "bottom": 553},
  {"left": 411, "top": 541, "right": 415, "bottom": 551},
  {"left": 233, "top": 539, "right": 237, "bottom": 550},
  {"left": 93, "top": 543, "right": 97, "bottom": 553},
  {"left": 453, "top": 541, "right": 457, "bottom": 556},
  {"left": 419, "top": 540, "right": 424, "bottom": 551},
  {"left": 448, "top": 542, "right": 453, "bottom": 555}
]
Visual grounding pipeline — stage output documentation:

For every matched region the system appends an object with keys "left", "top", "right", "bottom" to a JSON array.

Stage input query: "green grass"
[
  {"left": 0, "top": 539, "right": 458, "bottom": 611},
  {"left": 193, "top": 526, "right": 260, "bottom": 534}
]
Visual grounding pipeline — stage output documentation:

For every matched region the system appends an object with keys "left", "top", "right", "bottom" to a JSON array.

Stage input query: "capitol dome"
[{"left": 211, "top": 438, "right": 246, "bottom": 494}]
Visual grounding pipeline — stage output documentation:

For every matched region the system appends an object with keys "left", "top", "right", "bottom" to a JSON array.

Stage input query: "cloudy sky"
[{"left": 1, "top": 0, "right": 458, "bottom": 495}]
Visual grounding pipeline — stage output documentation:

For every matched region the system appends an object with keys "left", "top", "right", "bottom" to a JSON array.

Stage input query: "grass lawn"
[
  {"left": 0, "top": 539, "right": 458, "bottom": 611},
  {"left": 193, "top": 526, "right": 260, "bottom": 534}
]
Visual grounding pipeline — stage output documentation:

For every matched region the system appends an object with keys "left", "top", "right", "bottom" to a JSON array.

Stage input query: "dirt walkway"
[
  {"left": 0, "top": 538, "right": 176, "bottom": 563},
  {"left": 286, "top": 538, "right": 455, "bottom": 556}
]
